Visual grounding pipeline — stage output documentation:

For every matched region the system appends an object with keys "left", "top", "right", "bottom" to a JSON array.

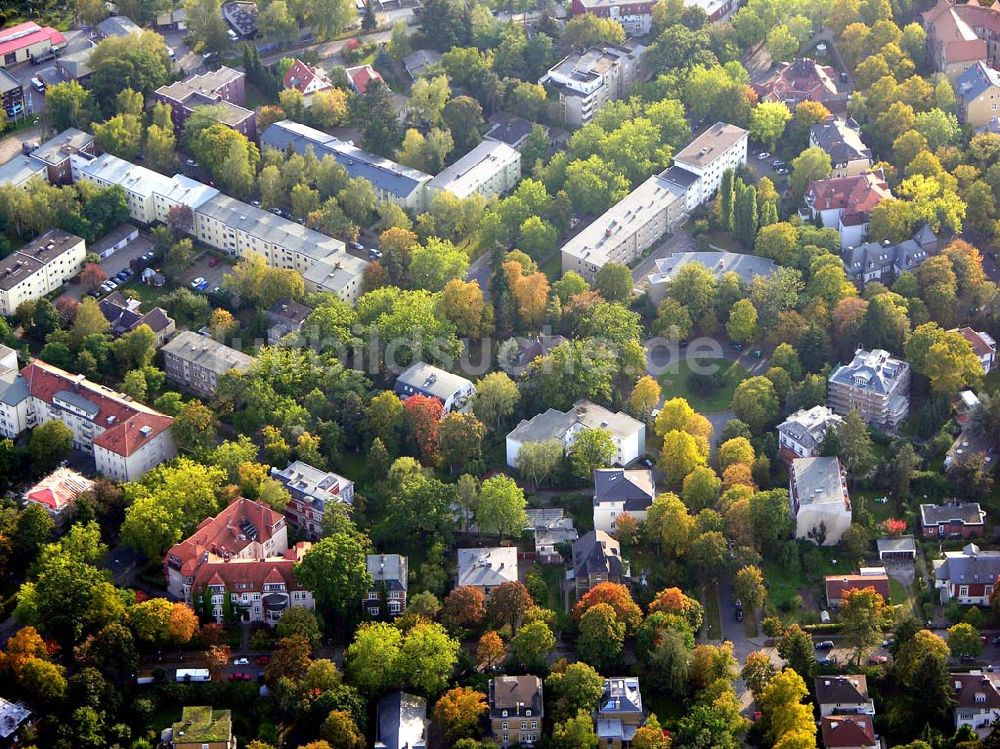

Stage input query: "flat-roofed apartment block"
[
  {"left": 0, "top": 154, "right": 47, "bottom": 188},
  {"left": 29, "top": 128, "right": 96, "bottom": 184},
  {"left": 540, "top": 40, "right": 646, "bottom": 127},
  {"left": 161, "top": 330, "right": 253, "bottom": 398},
  {"left": 662, "top": 122, "right": 750, "bottom": 210},
  {"left": 155, "top": 66, "right": 256, "bottom": 140},
  {"left": 828, "top": 348, "right": 911, "bottom": 429},
  {"left": 0, "top": 229, "right": 86, "bottom": 316},
  {"left": 71, "top": 152, "right": 190, "bottom": 224},
  {"left": 427, "top": 140, "right": 521, "bottom": 200},
  {"left": 560, "top": 170, "right": 688, "bottom": 279},
  {"left": 261, "top": 120, "right": 432, "bottom": 212}
]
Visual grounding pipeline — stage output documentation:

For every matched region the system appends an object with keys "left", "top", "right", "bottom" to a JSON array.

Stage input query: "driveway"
[
  {"left": 59, "top": 234, "right": 154, "bottom": 302},
  {"left": 631, "top": 228, "right": 695, "bottom": 291},
  {"left": 0, "top": 126, "right": 41, "bottom": 163}
]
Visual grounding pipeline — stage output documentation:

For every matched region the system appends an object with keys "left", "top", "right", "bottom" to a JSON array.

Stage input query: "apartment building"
[
  {"left": 842, "top": 226, "right": 938, "bottom": 286},
  {"left": 789, "top": 456, "right": 851, "bottom": 546},
  {"left": 663, "top": 122, "right": 750, "bottom": 209},
  {"left": 777, "top": 405, "right": 844, "bottom": 462},
  {"left": 393, "top": 361, "right": 476, "bottom": 414},
  {"left": 0, "top": 154, "right": 47, "bottom": 188},
  {"left": 191, "top": 541, "right": 314, "bottom": 625},
  {"left": 647, "top": 251, "right": 777, "bottom": 305},
  {"left": 29, "top": 128, "right": 96, "bottom": 184},
  {"left": 155, "top": 67, "right": 255, "bottom": 140},
  {"left": 573, "top": 530, "right": 628, "bottom": 593},
  {"left": 828, "top": 348, "right": 911, "bottom": 428},
  {"left": 0, "top": 68, "right": 21, "bottom": 120},
  {"left": 570, "top": 0, "right": 655, "bottom": 35},
  {"left": 803, "top": 171, "right": 894, "bottom": 250},
  {"left": 365, "top": 553, "right": 408, "bottom": 617},
  {"left": 597, "top": 677, "right": 645, "bottom": 749},
  {"left": 923, "top": 0, "right": 1000, "bottom": 82},
  {"left": 0, "top": 229, "right": 86, "bottom": 316},
  {"left": 592, "top": 467, "right": 654, "bottom": 534},
  {"left": 261, "top": 120, "right": 432, "bottom": 211},
  {"left": 540, "top": 41, "right": 646, "bottom": 127},
  {"left": 956, "top": 61, "right": 1000, "bottom": 128},
  {"left": 71, "top": 152, "right": 189, "bottom": 224},
  {"left": 161, "top": 331, "right": 253, "bottom": 398},
  {"left": 164, "top": 496, "right": 288, "bottom": 599},
  {"left": 12, "top": 359, "right": 176, "bottom": 481},
  {"left": 427, "top": 140, "right": 521, "bottom": 200},
  {"left": 754, "top": 57, "right": 851, "bottom": 113},
  {"left": 489, "top": 676, "right": 543, "bottom": 746},
  {"left": 809, "top": 118, "right": 873, "bottom": 178},
  {"left": 270, "top": 459, "right": 354, "bottom": 538},
  {"left": 560, "top": 170, "right": 687, "bottom": 279},
  {"left": 0, "top": 345, "right": 27, "bottom": 439}
]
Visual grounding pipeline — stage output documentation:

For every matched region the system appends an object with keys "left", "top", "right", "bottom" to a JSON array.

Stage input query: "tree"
[
  {"left": 578, "top": 602, "right": 625, "bottom": 669},
  {"left": 475, "top": 475, "right": 528, "bottom": 539},
  {"left": 396, "top": 620, "right": 460, "bottom": 696},
  {"left": 789, "top": 146, "right": 832, "bottom": 201},
  {"left": 433, "top": 687, "right": 488, "bottom": 741},
  {"left": 948, "top": 622, "right": 982, "bottom": 658},
  {"left": 758, "top": 668, "right": 815, "bottom": 749},
  {"left": 741, "top": 650, "right": 776, "bottom": 698},
  {"left": 750, "top": 102, "right": 792, "bottom": 150},
  {"left": 172, "top": 401, "right": 216, "bottom": 454},
  {"left": 838, "top": 410, "right": 875, "bottom": 479},
  {"left": 438, "top": 412, "right": 486, "bottom": 474},
  {"left": 659, "top": 430, "right": 706, "bottom": 488},
  {"left": 443, "top": 586, "right": 486, "bottom": 629},
  {"left": 345, "top": 622, "right": 402, "bottom": 694},
  {"left": 573, "top": 582, "right": 642, "bottom": 634},
  {"left": 594, "top": 262, "right": 634, "bottom": 303},
  {"left": 294, "top": 533, "right": 372, "bottom": 617},
  {"left": 516, "top": 440, "right": 564, "bottom": 487},
  {"left": 841, "top": 587, "right": 886, "bottom": 664},
  {"left": 561, "top": 14, "right": 626, "bottom": 50},
  {"left": 732, "top": 377, "right": 779, "bottom": 433},
  {"left": 46, "top": 81, "right": 93, "bottom": 131},
  {"left": 508, "top": 619, "right": 556, "bottom": 671},
  {"left": 647, "top": 587, "right": 703, "bottom": 631},
  {"left": 477, "top": 630, "right": 505, "bottom": 669},
  {"left": 778, "top": 624, "right": 816, "bottom": 679},
  {"left": 276, "top": 607, "right": 322, "bottom": 648},
  {"left": 629, "top": 376, "right": 661, "bottom": 420},
  {"left": 733, "top": 565, "right": 766, "bottom": 614},
  {"left": 320, "top": 710, "right": 364, "bottom": 749},
  {"left": 472, "top": 372, "right": 519, "bottom": 430},
  {"left": 488, "top": 581, "right": 533, "bottom": 631},
  {"left": 353, "top": 81, "right": 401, "bottom": 157},
  {"left": 410, "top": 238, "right": 468, "bottom": 291},
  {"left": 726, "top": 299, "right": 758, "bottom": 343},
  {"left": 568, "top": 428, "right": 617, "bottom": 479},
  {"left": 552, "top": 710, "right": 599, "bottom": 749},
  {"left": 30, "top": 421, "right": 73, "bottom": 472},
  {"left": 443, "top": 96, "right": 485, "bottom": 154}
]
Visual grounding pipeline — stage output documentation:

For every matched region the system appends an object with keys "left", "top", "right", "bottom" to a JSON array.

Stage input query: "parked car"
[
  {"left": 991, "top": 634, "right": 1000, "bottom": 646},
  {"left": 960, "top": 654, "right": 976, "bottom": 663},
  {"left": 253, "top": 655, "right": 270, "bottom": 665},
  {"left": 868, "top": 654, "right": 888, "bottom": 665},
  {"left": 185, "top": 159, "right": 199, "bottom": 167},
  {"left": 815, "top": 640, "right": 834, "bottom": 650},
  {"left": 817, "top": 656, "right": 838, "bottom": 667},
  {"left": 228, "top": 671, "right": 253, "bottom": 681},
  {"left": 233, "top": 657, "right": 249, "bottom": 665},
  {"left": 776, "top": 166, "right": 790, "bottom": 175},
  {"left": 757, "top": 152, "right": 771, "bottom": 160},
  {"left": 208, "top": 256, "right": 221, "bottom": 267},
  {"left": 190, "top": 277, "right": 205, "bottom": 289},
  {"left": 368, "top": 248, "right": 383, "bottom": 260},
  {"left": 349, "top": 241, "right": 364, "bottom": 252},
  {"left": 772, "top": 159, "right": 785, "bottom": 167},
  {"left": 735, "top": 608, "right": 743, "bottom": 622}
]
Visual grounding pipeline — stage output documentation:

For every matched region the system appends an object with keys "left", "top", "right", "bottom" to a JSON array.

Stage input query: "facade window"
[{"left": 960, "top": 585, "right": 970, "bottom": 597}]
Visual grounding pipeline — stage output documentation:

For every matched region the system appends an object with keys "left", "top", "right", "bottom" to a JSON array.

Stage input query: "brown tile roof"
[
  {"left": 821, "top": 715, "right": 876, "bottom": 748},
  {"left": 806, "top": 172, "right": 893, "bottom": 226},
  {"left": 191, "top": 541, "right": 311, "bottom": 595},
  {"left": 814, "top": 675, "right": 869, "bottom": 706},
  {"left": 165, "top": 497, "right": 286, "bottom": 577},
  {"left": 490, "top": 675, "right": 543, "bottom": 717},
  {"left": 21, "top": 359, "right": 173, "bottom": 458},
  {"left": 754, "top": 58, "right": 848, "bottom": 109},
  {"left": 953, "top": 673, "right": 1000, "bottom": 709},
  {"left": 955, "top": 327, "right": 995, "bottom": 358},
  {"left": 825, "top": 575, "right": 891, "bottom": 602}
]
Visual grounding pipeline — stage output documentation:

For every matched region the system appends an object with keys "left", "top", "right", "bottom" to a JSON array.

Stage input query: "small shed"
[{"left": 876, "top": 535, "right": 917, "bottom": 561}]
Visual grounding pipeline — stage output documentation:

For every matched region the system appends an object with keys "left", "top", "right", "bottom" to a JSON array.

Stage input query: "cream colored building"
[
  {"left": 956, "top": 61, "right": 1000, "bottom": 129},
  {"left": 427, "top": 140, "right": 521, "bottom": 200},
  {"left": 0, "top": 229, "right": 86, "bottom": 316}
]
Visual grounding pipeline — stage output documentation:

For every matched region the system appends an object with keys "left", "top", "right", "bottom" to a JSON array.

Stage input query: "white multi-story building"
[
  {"left": 427, "top": 140, "right": 521, "bottom": 200},
  {"left": 393, "top": 361, "right": 476, "bottom": 414},
  {"left": 506, "top": 400, "right": 645, "bottom": 468},
  {"left": 828, "top": 348, "right": 911, "bottom": 429},
  {"left": 0, "top": 358, "right": 177, "bottom": 482},
  {"left": 592, "top": 467, "right": 654, "bottom": 534},
  {"left": 560, "top": 170, "right": 688, "bottom": 279},
  {"left": 0, "top": 229, "right": 86, "bottom": 316},
  {"left": 777, "top": 405, "right": 844, "bottom": 461},
  {"left": 540, "top": 41, "right": 646, "bottom": 127},
  {"left": 952, "top": 672, "right": 1000, "bottom": 734},
  {"left": 71, "top": 152, "right": 182, "bottom": 224},
  {"left": 662, "top": 122, "right": 749, "bottom": 209},
  {"left": 789, "top": 456, "right": 852, "bottom": 546},
  {"left": 365, "top": 554, "right": 408, "bottom": 617},
  {"left": 569, "top": 0, "right": 655, "bottom": 35}
]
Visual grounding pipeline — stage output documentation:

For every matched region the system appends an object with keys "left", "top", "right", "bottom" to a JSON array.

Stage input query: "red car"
[
  {"left": 253, "top": 655, "right": 270, "bottom": 665},
  {"left": 868, "top": 654, "right": 888, "bottom": 665},
  {"left": 229, "top": 671, "right": 253, "bottom": 681},
  {"left": 208, "top": 256, "right": 220, "bottom": 267}
]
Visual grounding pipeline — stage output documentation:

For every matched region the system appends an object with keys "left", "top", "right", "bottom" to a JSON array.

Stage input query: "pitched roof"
[
  {"left": 593, "top": 468, "right": 654, "bottom": 511},
  {"left": 0, "top": 22, "right": 66, "bottom": 57},
  {"left": 162, "top": 330, "right": 253, "bottom": 375},
  {"left": 165, "top": 497, "right": 286, "bottom": 578},
  {"left": 24, "top": 467, "right": 94, "bottom": 512},
  {"left": 394, "top": 361, "right": 474, "bottom": 403},
  {"left": 600, "top": 677, "right": 642, "bottom": 714},
  {"left": 490, "top": 675, "right": 543, "bottom": 716},
  {"left": 573, "top": 530, "right": 625, "bottom": 580},
  {"left": 953, "top": 327, "right": 996, "bottom": 358},
  {"left": 934, "top": 545, "right": 1000, "bottom": 587},
  {"left": 368, "top": 554, "right": 408, "bottom": 592},
  {"left": 283, "top": 59, "right": 333, "bottom": 93},
  {"left": 810, "top": 118, "right": 871, "bottom": 166},
  {"left": 755, "top": 57, "right": 848, "bottom": 109},
  {"left": 457, "top": 547, "right": 518, "bottom": 588},
  {"left": 825, "top": 574, "right": 891, "bottom": 602},
  {"left": 956, "top": 60, "right": 1000, "bottom": 104},
  {"left": 829, "top": 349, "right": 908, "bottom": 395},
  {"left": 190, "top": 541, "right": 311, "bottom": 595},
  {"left": 952, "top": 672, "right": 1000, "bottom": 709},
  {"left": 920, "top": 502, "right": 985, "bottom": 526},
  {"left": 21, "top": 359, "right": 173, "bottom": 458},
  {"left": 814, "top": 675, "right": 870, "bottom": 705},
  {"left": 508, "top": 400, "right": 644, "bottom": 444},
  {"left": 806, "top": 171, "right": 893, "bottom": 225},
  {"left": 821, "top": 715, "right": 876, "bottom": 748},
  {"left": 345, "top": 64, "right": 384, "bottom": 94},
  {"left": 777, "top": 406, "right": 843, "bottom": 452}
]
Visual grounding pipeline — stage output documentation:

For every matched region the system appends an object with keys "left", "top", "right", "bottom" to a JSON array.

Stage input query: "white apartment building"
[
  {"left": 828, "top": 348, "right": 911, "bottom": 429},
  {"left": 427, "top": 140, "right": 521, "bottom": 200},
  {"left": 663, "top": 122, "right": 749, "bottom": 209},
  {"left": 777, "top": 405, "right": 844, "bottom": 461},
  {"left": 560, "top": 170, "right": 687, "bottom": 279},
  {"left": 789, "top": 456, "right": 852, "bottom": 546},
  {"left": 4, "top": 359, "right": 176, "bottom": 482},
  {"left": 71, "top": 152, "right": 180, "bottom": 224},
  {"left": 0, "top": 229, "right": 86, "bottom": 316},
  {"left": 540, "top": 41, "right": 646, "bottom": 127}
]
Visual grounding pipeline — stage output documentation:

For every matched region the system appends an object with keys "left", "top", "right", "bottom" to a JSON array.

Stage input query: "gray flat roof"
[
  {"left": 162, "top": 330, "right": 253, "bottom": 375},
  {"left": 673, "top": 122, "right": 748, "bottom": 168},
  {"left": 0, "top": 154, "right": 46, "bottom": 186},
  {"left": 31, "top": 128, "right": 94, "bottom": 165},
  {"left": 648, "top": 251, "right": 778, "bottom": 286},
  {"left": 791, "top": 456, "right": 847, "bottom": 507}
]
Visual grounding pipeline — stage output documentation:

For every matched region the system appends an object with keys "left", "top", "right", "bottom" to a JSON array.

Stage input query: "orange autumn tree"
[
  {"left": 503, "top": 260, "right": 550, "bottom": 329},
  {"left": 442, "top": 586, "right": 487, "bottom": 629},
  {"left": 432, "top": 686, "right": 488, "bottom": 741},
  {"left": 572, "top": 582, "right": 643, "bottom": 634},
  {"left": 476, "top": 631, "right": 505, "bottom": 670},
  {"left": 647, "top": 587, "right": 704, "bottom": 632},
  {"left": 404, "top": 394, "right": 443, "bottom": 465}
]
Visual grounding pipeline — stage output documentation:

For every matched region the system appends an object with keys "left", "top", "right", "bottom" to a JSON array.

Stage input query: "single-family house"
[
  {"left": 825, "top": 573, "right": 891, "bottom": 607},
  {"left": 572, "top": 530, "right": 628, "bottom": 594},
  {"left": 933, "top": 544, "right": 1000, "bottom": 605},
  {"left": 592, "top": 467, "right": 654, "bottom": 534},
  {"left": 815, "top": 675, "right": 875, "bottom": 717},
  {"left": 489, "top": 675, "right": 543, "bottom": 746},
  {"left": 820, "top": 715, "right": 878, "bottom": 749},
  {"left": 921, "top": 502, "right": 986, "bottom": 538},
  {"left": 394, "top": 361, "right": 476, "bottom": 414},
  {"left": 366, "top": 554, "right": 408, "bottom": 617},
  {"left": 596, "top": 677, "right": 644, "bottom": 749},
  {"left": 953, "top": 672, "right": 1000, "bottom": 733},
  {"left": 457, "top": 547, "right": 518, "bottom": 598}
]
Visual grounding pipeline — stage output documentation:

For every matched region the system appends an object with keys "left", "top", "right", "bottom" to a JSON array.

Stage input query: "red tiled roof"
[
  {"left": 825, "top": 575, "right": 891, "bottom": 602},
  {"left": 955, "top": 327, "right": 995, "bottom": 358},
  {"left": 21, "top": 360, "right": 173, "bottom": 458},
  {"left": 806, "top": 172, "right": 893, "bottom": 226},
  {"left": 0, "top": 22, "right": 66, "bottom": 57},
  {"left": 755, "top": 58, "right": 842, "bottom": 106},
  {"left": 283, "top": 59, "right": 329, "bottom": 93},
  {"left": 190, "top": 541, "right": 312, "bottom": 594},
  {"left": 24, "top": 468, "right": 93, "bottom": 512},
  {"left": 165, "top": 497, "right": 286, "bottom": 577},
  {"left": 346, "top": 64, "right": 383, "bottom": 94},
  {"left": 821, "top": 716, "right": 876, "bottom": 748}
]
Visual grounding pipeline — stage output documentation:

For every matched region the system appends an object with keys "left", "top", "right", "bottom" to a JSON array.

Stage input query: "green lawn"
[
  {"left": 701, "top": 581, "right": 722, "bottom": 640},
  {"left": 539, "top": 563, "right": 565, "bottom": 613},
  {"left": 658, "top": 359, "right": 749, "bottom": 413},
  {"left": 540, "top": 252, "right": 562, "bottom": 282},
  {"left": 889, "top": 578, "right": 914, "bottom": 618}
]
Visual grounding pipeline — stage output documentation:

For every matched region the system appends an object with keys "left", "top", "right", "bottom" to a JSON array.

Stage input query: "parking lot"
[
  {"left": 176, "top": 250, "right": 232, "bottom": 295},
  {"left": 59, "top": 234, "right": 155, "bottom": 303}
]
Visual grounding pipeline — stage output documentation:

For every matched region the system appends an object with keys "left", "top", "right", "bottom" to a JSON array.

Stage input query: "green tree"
[
  {"left": 569, "top": 428, "right": 617, "bottom": 479},
  {"left": 750, "top": 102, "right": 791, "bottom": 150},
  {"left": 46, "top": 81, "right": 93, "bottom": 131},
  {"left": 789, "top": 146, "right": 832, "bottom": 201},
  {"left": 841, "top": 587, "right": 885, "bottom": 664},
  {"left": 508, "top": 619, "right": 556, "bottom": 671},
  {"left": 733, "top": 565, "right": 766, "bottom": 614},
  {"left": 552, "top": 710, "right": 599, "bottom": 749},
  {"left": 472, "top": 372, "right": 519, "bottom": 430},
  {"left": 577, "top": 602, "right": 625, "bottom": 669},
  {"left": 726, "top": 299, "right": 758, "bottom": 344},
  {"left": 345, "top": 622, "right": 402, "bottom": 693},
  {"left": 594, "top": 262, "right": 634, "bottom": 303},
  {"left": 732, "top": 377, "right": 779, "bottom": 434},
  {"left": 30, "top": 421, "right": 73, "bottom": 472},
  {"left": 837, "top": 409, "right": 875, "bottom": 480},
  {"left": 294, "top": 533, "right": 373, "bottom": 617},
  {"left": 475, "top": 475, "right": 528, "bottom": 538},
  {"left": 395, "top": 620, "right": 460, "bottom": 696},
  {"left": 948, "top": 622, "right": 982, "bottom": 658}
]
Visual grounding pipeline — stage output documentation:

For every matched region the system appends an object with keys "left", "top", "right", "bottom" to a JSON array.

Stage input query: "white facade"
[
  {"left": 670, "top": 122, "right": 749, "bottom": 207},
  {"left": 789, "top": 456, "right": 852, "bottom": 546},
  {"left": 427, "top": 141, "right": 521, "bottom": 200},
  {"left": 777, "top": 406, "right": 844, "bottom": 460},
  {"left": 0, "top": 229, "right": 86, "bottom": 316},
  {"left": 540, "top": 41, "right": 646, "bottom": 127}
]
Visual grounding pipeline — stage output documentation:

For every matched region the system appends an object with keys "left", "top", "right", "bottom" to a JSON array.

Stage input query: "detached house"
[
  {"left": 825, "top": 572, "right": 891, "bottom": 608},
  {"left": 270, "top": 460, "right": 354, "bottom": 539},
  {"left": 489, "top": 675, "right": 543, "bottom": 746},
  {"left": 953, "top": 672, "right": 1000, "bottom": 733},
  {"left": 366, "top": 554, "right": 408, "bottom": 617},
  {"left": 803, "top": 171, "right": 893, "bottom": 250},
  {"left": 952, "top": 327, "right": 996, "bottom": 374},
  {"left": 457, "top": 547, "right": 518, "bottom": 598},
  {"left": 821, "top": 715, "right": 878, "bottom": 749},
  {"left": 809, "top": 118, "right": 873, "bottom": 177},
  {"left": 933, "top": 544, "right": 1000, "bottom": 606},
  {"left": 597, "top": 677, "right": 645, "bottom": 749},
  {"left": 920, "top": 502, "right": 986, "bottom": 539},
  {"left": 815, "top": 676, "right": 875, "bottom": 717},
  {"left": 753, "top": 57, "right": 850, "bottom": 112},
  {"left": 592, "top": 467, "right": 654, "bottom": 534},
  {"left": 23, "top": 467, "right": 93, "bottom": 527},
  {"left": 790, "top": 456, "right": 852, "bottom": 546},
  {"left": 573, "top": 530, "right": 628, "bottom": 594},
  {"left": 283, "top": 58, "right": 335, "bottom": 98},
  {"left": 394, "top": 361, "right": 476, "bottom": 415},
  {"left": 777, "top": 405, "right": 843, "bottom": 462}
]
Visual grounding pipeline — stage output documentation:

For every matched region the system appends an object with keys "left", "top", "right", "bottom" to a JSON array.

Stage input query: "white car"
[
  {"left": 757, "top": 151, "right": 770, "bottom": 160},
  {"left": 190, "top": 277, "right": 205, "bottom": 289},
  {"left": 233, "top": 657, "right": 249, "bottom": 665}
]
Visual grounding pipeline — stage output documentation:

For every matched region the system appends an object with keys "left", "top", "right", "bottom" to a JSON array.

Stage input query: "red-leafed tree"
[
  {"left": 55, "top": 297, "right": 79, "bottom": 326},
  {"left": 404, "top": 394, "right": 443, "bottom": 465},
  {"left": 881, "top": 518, "right": 907, "bottom": 535},
  {"left": 573, "top": 582, "right": 643, "bottom": 634},
  {"left": 647, "top": 586, "right": 704, "bottom": 632},
  {"left": 442, "top": 585, "right": 487, "bottom": 629},
  {"left": 80, "top": 263, "right": 106, "bottom": 291},
  {"left": 487, "top": 581, "right": 533, "bottom": 632}
]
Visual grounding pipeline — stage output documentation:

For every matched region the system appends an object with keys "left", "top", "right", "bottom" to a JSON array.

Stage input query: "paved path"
[
  {"left": 631, "top": 228, "right": 696, "bottom": 291},
  {"left": 0, "top": 126, "right": 41, "bottom": 163}
]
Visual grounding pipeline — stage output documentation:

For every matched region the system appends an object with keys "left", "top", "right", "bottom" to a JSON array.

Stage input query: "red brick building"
[{"left": 920, "top": 502, "right": 986, "bottom": 539}]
